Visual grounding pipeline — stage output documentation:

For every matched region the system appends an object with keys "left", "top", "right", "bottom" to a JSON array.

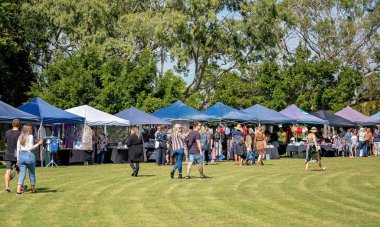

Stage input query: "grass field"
[{"left": 1, "top": 157, "right": 380, "bottom": 226}]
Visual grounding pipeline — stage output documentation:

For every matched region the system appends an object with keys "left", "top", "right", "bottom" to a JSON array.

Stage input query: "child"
[
  {"left": 245, "top": 134, "right": 253, "bottom": 165},
  {"left": 350, "top": 132, "right": 358, "bottom": 157},
  {"left": 236, "top": 137, "right": 247, "bottom": 166}
]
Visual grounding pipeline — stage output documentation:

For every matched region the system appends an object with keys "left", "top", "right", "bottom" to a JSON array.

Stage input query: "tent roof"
[
  {"left": 18, "top": 97, "right": 84, "bottom": 124},
  {"left": 280, "top": 104, "right": 327, "bottom": 125},
  {"left": 335, "top": 106, "right": 380, "bottom": 125},
  {"left": 242, "top": 104, "right": 295, "bottom": 124},
  {"left": 372, "top": 112, "right": 380, "bottom": 121},
  {"left": 202, "top": 102, "right": 256, "bottom": 122},
  {"left": 311, "top": 110, "right": 356, "bottom": 127},
  {"left": 115, "top": 107, "right": 170, "bottom": 125},
  {"left": 152, "top": 100, "right": 215, "bottom": 121},
  {"left": 0, "top": 100, "right": 40, "bottom": 123},
  {"left": 66, "top": 105, "right": 129, "bottom": 126}
]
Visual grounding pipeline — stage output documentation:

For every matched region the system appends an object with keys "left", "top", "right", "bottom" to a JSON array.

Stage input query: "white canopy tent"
[{"left": 66, "top": 105, "right": 130, "bottom": 126}]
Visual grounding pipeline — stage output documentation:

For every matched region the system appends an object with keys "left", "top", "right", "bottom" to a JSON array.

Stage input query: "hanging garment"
[{"left": 81, "top": 125, "right": 93, "bottom": 150}]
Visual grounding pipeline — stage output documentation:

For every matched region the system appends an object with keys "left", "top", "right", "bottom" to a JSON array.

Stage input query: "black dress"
[{"left": 127, "top": 134, "right": 144, "bottom": 162}]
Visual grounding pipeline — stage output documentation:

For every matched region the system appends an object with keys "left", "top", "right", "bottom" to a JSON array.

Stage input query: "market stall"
[
  {"left": 202, "top": 102, "right": 256, "bottom": 122},
  {"left": 242, "top": 104, "right": 295, "bottom": 124},
  {"left": 335, "top": 106, "right": 380, "bottom": 126},
  {"left": 311, "top": 110, "right": 356, "bottom": 127}
]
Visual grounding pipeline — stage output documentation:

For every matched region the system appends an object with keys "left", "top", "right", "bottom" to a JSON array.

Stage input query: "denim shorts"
[{"left": 189, "top": 153, "right": 204, "bottom": 164}]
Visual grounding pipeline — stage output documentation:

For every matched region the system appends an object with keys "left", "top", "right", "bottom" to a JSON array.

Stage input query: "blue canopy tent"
[
  {"left": 152, "top": 100, "right": 215, "bottom": 121},
  {"left": 280, "top": 104, "right": 327, "bottom": 125},
  {"left": 202, "top": 102, "right": 256, "bottom": 122},
  {"left": 116, "top": 107, "right": 170, "bottom": 125},
  {"left": 242, "top": 104, "right": 296, "bottom": 124},
  {"left": 18, "top": 97, "right": 84, "bottom": 124},
  {"left": 0, "top": 100, "right": 40, "bottom": 123}
]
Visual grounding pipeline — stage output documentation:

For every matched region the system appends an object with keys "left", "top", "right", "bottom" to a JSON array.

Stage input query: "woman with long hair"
[
  {"left": 305, "top": 127, "right": 326, "bottom": 171},
  {"left": 16, "top": 125, "right": 43, "bottom": 194},
  {"left": 127, "top": 127, "right": 144, "bottom": 177},
  {"left": 254, "top": 127, "right": 266, "bottom": 165}
]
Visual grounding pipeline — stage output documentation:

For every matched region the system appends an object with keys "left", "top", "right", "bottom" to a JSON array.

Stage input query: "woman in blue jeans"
[
  {"left": 16, "top": 125, "right": 43, "bottom": 194},
  {"left": 170, "top": 124, "right": 189, "bottom": 179}
]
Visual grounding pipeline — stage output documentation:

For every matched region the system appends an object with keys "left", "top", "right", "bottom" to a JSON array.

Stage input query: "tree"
[
  {"left": 0, "top": 1, "right": 37, "bottom": 106},
  {"left": 281, "top": 0, "right": 380, "bottom": 104}
]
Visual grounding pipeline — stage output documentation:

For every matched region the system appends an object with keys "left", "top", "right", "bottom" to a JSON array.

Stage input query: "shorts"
[
  {"left": 6, "top": 160, "right": 16, "bottom": 170},
  {"left": 189, "top": 153, "right": 204, "bottom": 164}
]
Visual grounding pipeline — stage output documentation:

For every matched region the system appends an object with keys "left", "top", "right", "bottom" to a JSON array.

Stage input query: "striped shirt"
[{"left": 172, "top": 132, "right": 186, "bottom": 151}]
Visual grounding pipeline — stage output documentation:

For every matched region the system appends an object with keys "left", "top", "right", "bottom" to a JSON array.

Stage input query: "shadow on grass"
[
  {"left": 35, "top": 187, "right": 60, "bottom": 193},
  {"left": 136, "top": 174, "right": 155, "bottom": 177}
]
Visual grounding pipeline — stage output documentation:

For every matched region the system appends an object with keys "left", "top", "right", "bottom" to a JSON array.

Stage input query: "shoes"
[
  {"left": 200, "top": 175, "right": 209, "bottom": 179},
  {"left": 134, "top": 171, "right": 139, "bottom": 177},
  {"left": 22, "top": 185, "right": 28, "bottom": 193},
  {"left": 178, "top": 174, "right": 183, "bottom": 179},
  {"left": 131, "top": 170, "right": 136, "bottom": 176},
  {"left": 31, "top": 190, "right": 37, "bottom": 193},
  {"left": 5, "top": 188, "right": 11, "bottom": 193},
  {"left": 170, "top": 170, "right": 175, "bottom": 179},
  {"left": 185, "top": 176, "right": 190, "bottom": 180}
]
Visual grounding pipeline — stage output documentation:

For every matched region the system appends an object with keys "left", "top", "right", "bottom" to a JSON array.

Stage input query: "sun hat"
[
  {"left": 309, "top": 127, "right": 318, "bottom": 133},
  {"left": 235, "top": 124, "right": 243, "bottom": 131}
]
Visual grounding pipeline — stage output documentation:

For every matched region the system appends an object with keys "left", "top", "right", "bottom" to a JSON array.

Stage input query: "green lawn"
[{"left": 1, "top": 157, "right": 379, "bottom": 226}]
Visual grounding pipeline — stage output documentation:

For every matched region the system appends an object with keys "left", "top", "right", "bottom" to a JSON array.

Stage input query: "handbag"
[{"left": 155, "top": 141, "right": 160, "bottom": 149}]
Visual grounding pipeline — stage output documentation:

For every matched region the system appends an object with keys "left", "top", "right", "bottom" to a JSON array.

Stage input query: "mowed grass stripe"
[{"left": 1, "top": 158, "right": 380, "bottom": 226}]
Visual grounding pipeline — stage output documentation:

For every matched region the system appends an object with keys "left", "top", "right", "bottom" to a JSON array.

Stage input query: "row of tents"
[{"left": 1, "top": 97, "right": 379, "bottom": 127}]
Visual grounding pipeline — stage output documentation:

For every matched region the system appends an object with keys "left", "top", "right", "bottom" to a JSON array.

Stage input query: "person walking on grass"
[
  {"left": 127, "top": 127, "right": 144, "bottom": 177},
  {"left": 185, "top": 122, "right": 208, "bottom": 179},
  {"left": 254, "top": 127, "right": 267, "bottom": 165},
  {"left": 305, "top": 127, "right": 326, "bottom": 171},
  {"left": 170, "top": 124, "right": 190, "bottom": 179},
  {"left": 16, "top": 125, "right": 43, "bottom": 194},
  {"left": 4, "top": 119, "right": 21, "bottom": 193}
]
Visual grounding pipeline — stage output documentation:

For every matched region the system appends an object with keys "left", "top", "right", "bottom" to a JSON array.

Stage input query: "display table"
[
  {"left": 286, "top": 144, "right": 307, "bottom": 158},
  {"left": 110, "top": 148, "right": 128, "bottom": 164},
  {"left": 320, "top": 144, "right": 335, "bottom": 157},
  {"left": 69, "top": 149, "right": 93, "bottom": 164},
  {"left": 266, "top": 147, "right": 279, "bottom": 159}
]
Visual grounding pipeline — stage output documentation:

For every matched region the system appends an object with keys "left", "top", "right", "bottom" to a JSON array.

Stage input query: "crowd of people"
[
  {"left": 332, "top": 127, "right": 379, "bottom": 158},
  {"left": 3, "top": 118, "right": 380, "bottom": 194}
]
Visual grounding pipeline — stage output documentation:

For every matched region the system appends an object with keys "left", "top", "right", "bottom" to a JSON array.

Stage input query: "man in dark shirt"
[
  {"left": 232, "top": 124, "right": 245, "bottom": 165},
  {"left": 186, "top": 122, "right": 208, "bottom": 179},
  {"left": 4, "top": 119, "right": 21, "bottom": 193}
]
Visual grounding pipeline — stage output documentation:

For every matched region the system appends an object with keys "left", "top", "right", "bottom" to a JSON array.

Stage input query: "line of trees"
[{"left": 1, "top": 0, "right": 379, "bottom": 114}]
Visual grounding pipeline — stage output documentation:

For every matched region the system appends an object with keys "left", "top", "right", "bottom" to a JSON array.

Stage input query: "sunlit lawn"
[{"left": 1, "top": 157, "right": 379, "bottom": 226}]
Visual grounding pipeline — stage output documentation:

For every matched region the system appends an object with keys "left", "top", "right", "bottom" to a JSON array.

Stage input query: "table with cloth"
[
  {"left": 319, "top": 144, "right": 335, "bottom": 157},
  {"left": 286, "top": 144, "right": 307, "bottom": 158},
  {"left": 265, "top": 147, "right": 280, "bottom": 159},
  {"left": 109, "top": 148, "right": 129, "bottom": 164}
]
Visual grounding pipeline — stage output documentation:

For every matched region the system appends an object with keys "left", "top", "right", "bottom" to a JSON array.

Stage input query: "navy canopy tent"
[
  {"left": 280, "top": 104, "right": 327, "bottom": 125},
  {"left": 242, "top": 104, "right": 295, "bottom": 124},
  {"left": 202, "top": 102, "right": 256, "bottom": 122},
  {"left": 311, "top": 110, "right": 356, "bottom": 127},
  {"left": 152, "top": 100, "right": 215, "bottom": 121},
  {"left": 0, "top": 100, "right": 40, "bottom": 123},
  {"left": 116, "top": 107, "right": 170, "bottom": 125},
  {"left": 19, "top": 97, "right": 84, "bottom": 124}
]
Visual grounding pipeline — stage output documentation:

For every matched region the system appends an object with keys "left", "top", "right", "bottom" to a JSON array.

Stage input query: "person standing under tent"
[
  {"left": 254, "top": 127, "right": 267, "bottom": 165},
  {"left": 200, "top": 128, "right": 209, "bottom": 165},
  {"left": 357, "top": 128, "right": 367, "bottom": 157},
  {"left": 185, "top": 122, "right": 208, "bottom": 179},
  {"left": 232, "top": 124, "right": 245, "bottom": 165},
  {"left": 305, "top": 127, "right": 326, "bottom": 171},
  {"left": 343, "top": 129, "right": 352, "bottom": 157},
  {"left": 247, "top": 128, "right": 255, "bottom": 165},
  {"left": 127, "top": 127, "right": 144, "bottom": 177},
  {"left": 245, "top": 132, "right": 254, "bottom": 165},
  {"left": 373, "top": 128, "right": 380, "bottom": 156},
  {"left": 155, "top": 126, "right": 167, "bottom": 166},
  {"left": 96, "top": 132, "right": 108, "bottom": 164},
  {"left": 350, "top": 131, "right": 358, "bottom": 157},
  {"left": 4, "top": 119, "right": 21, "bottom": 193},
  {"left": 235, "top": 137, "right": 247, "bottom": 166},
  {"left": 365, "top": 128, "right": 373, "bottom": 157},
  {"left": 170, "top": 124, "right": 190, "bottom": 179},
  {"left": 213, "top": 128, "right": 222, "bottom": 162},
  {"left": 16, "top": 125, "right": 43, "bottom": 194}
]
